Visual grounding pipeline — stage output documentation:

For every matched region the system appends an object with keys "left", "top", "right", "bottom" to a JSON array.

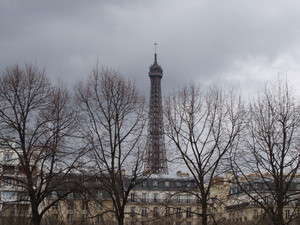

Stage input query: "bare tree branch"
[
  {"left": 164, "top": 83, "right": 246, "bottom": 225},
  {"left": 75, "top": 66, "right": 148, "bottom": 225}
]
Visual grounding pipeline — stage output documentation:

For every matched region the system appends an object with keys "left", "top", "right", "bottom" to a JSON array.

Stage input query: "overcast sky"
[{"left": 1, "top": 0, "right": 300, "bottom": 96}]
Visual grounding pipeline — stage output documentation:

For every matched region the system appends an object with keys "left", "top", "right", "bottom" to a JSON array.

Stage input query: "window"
[
  {"left": 2, "top": 191, "right": 16, "bottom": 201},
  {"left": 82, "top": 214, "right": 88, "bottom": 220},
  {"left": 97, "top": 190, "right": 103, "bottom": 198},
  {"left": 130, "top": 207, "right": 136, "bottom": 217},
  {"left": 52, "top": 214, "right": 58, "bottom": 220},
  {"left": 67, "top": 201, "right": 74, "bottom": 210},
  {"left": 186, "top": 207, "right": 192, "bottom": 218},
  {"left": 263, "top": 196, "right": 270, "bottom": 204},
  {"left": 186, "top": 194, "right": 191, "bottom": 203},
  {"left": 2, "top": 165, "right": 14, "bottom": 175},
  {"left": 2, "top": 178, "right": 14, "bottom": 186},
  {"left": 176, "top": 181, "right": 181, "bottom": 187},
  {"left": 4, "top": 153, "right": 12, "bottom": 161},
  {"left": 153, "top": 180, "right": 158, "bottom": 187},
  {"left": 141, "top": 207, "right": 147, "bottom": 217},
  {"left": 96, "top": 215, "right": 103, "bottom": 224},
  {"left": 130, "top": 193, "right": 135, "bottom": 202},
  {"left": 285, "top": 197, "right": 291, "bottom": 206},
  {"left": 166, "top": 193, "right": 171, "bottom": 202},
  {"left": 176, "top": 207, "right": 182, "bottom": 218},
  {"left": 244, "top": 184, "right": 250, "bottom": 191},
  {"left": 51, "top": 191, "right": 58, "bottom": 198},
  {"left": 96, "top": 202, "right": 102, "bottom": 210},
  {"left": 285, "top": 210, "right": 290, "bottom": 220},
  {"left": 253, "top": 196, "right": 259, "bottom": 206},
  {"left": 142, "top": 193, "right": 147, "bottom": 202},
  {"left": 253, "top": 210, "right": 258, "bottom": 219},
  {"left": 153, "top": 207, "right": 159, "bottom": 217},
  {"left": 165, "top": 207, "right": 170, "bottom": 216},
  {"left": 52, "top": 202, "right": 59, "bottom": 210},
  {"left": 229, "top": 187, "right": 237, "bottom": 195},
  {"left": 67, "top": 214, "right": 73, "bottom": 221},
  {"left": 165, "top": 181, "right": 170, "bottom": 187},
  {"left": 67, "top": 192, "right": 74, "bottom": 199},
  {"left": 82, "top": 201, "right": 88, "bottom": 210},
  {"left": 142, "top": 181, "right": 147, "bottom": 187},
  {"left": 153, "top": 193, "right": 158, "bottom": 203},
  {"left": 176, "top": 194, "right": 181, "bottom": 203}
]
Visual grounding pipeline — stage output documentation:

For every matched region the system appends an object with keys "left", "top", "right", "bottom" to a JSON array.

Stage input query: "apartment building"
[
  {"left": 125, "top": 171, "right": 200, "bottom": 225},
  {"left": 225, "top": 173, "right": 300, "bottom": 225},
  {"left": 0, "top": 139, "right": 31, "bottom": 224},
  {"left": 45, "top": 171, "right": 200, "bottom": 225},
  {"left": 2, "top": 142, "right": 300, "bottom": 225}
]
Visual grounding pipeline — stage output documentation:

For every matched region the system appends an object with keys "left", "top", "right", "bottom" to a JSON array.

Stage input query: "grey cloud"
[{"left": 1, "top": 0, "right": 300, "bottom": 95}]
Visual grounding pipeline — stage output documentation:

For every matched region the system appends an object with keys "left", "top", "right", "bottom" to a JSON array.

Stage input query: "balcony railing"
[{"left": 129, "top": 198, "right": 199, "bottom": 204}]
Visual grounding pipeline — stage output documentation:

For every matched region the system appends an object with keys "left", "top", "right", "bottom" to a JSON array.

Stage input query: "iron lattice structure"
[{"left": 145, "top": 54, "right": 168, "bottom": 174}]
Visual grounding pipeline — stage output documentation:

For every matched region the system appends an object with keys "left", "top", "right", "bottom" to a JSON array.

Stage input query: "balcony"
[{"left": 133, "top": 198, "right": 199, "bottom": 204}]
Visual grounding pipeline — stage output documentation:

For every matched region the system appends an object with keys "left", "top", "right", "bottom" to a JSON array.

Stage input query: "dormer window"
[
  {"left": 229, "top": 186, "right": 238, "bottom": 195},
  {"left": 142, "top": 181, "right": 147, "bottom": 187},
  {"left": 153, "top": 180, "right": 158, "bottom": 187},
  {"left": 96, "top": 202, "right": 102, "bottom": 210},
  {"left": 67, "top": 201, "right": 74, "bottom": 210},
  {"left": 51, "top": 191, "right": 58, "bottom": 198},
  {"left": 165, "top": 181, "right": 170, "bottom": 187},
  {"left": 52, "top": 202, "right": 59, "bottom": 210},
  {"left": 4, "top": 153, "right": 12, "bottom": 161},
  {"left": 67, "top": 192, "right": 74, "bottom": 199},
  {"left": 97, "top": 190, "right": 103, "bottom": 198}
]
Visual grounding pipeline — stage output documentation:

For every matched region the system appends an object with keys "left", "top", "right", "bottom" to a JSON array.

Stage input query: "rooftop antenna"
[{"left": 154, "top": 43, "right": 157, "bottom": 62}]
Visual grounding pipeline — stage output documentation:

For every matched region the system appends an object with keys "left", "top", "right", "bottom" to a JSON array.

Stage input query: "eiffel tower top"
[{"left": 149, "top": 43, "right": 163, "bottom": 77}]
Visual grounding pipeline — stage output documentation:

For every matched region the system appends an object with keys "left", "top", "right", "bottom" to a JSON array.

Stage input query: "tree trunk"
[
  {"left": 31, "top": 214, "right": 42, "bottom": 225},
  {"left": 117, "top": 214, "right": 124, "bottom": 225},
  {"left": 31, "top": 204, "right": 42, "bottom": 225},
  {"left": 202, "top": 201, "right": 208, "bottom": 225},
  {"left": 273, "top": 206, "right": 284, "bottom": 225}
]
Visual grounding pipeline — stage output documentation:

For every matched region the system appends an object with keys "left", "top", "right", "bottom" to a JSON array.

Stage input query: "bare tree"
[
  {"left": 164, "top": 83, "right": 245, "bottom": 225},
  {"left": 230, "top": 80, "right": 300, "bottom": 225},
  {"left": 75, "top": 66, "right": 148, "bottom": 225},
  {"left": 0, "top": 64, "right": 83, "bottom": 225}
]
